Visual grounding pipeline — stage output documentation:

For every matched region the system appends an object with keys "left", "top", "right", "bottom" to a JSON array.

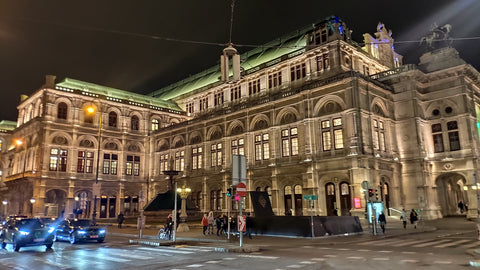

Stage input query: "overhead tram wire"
[{"left": 8, "top": 15, "right": 480, "bottom": 50}]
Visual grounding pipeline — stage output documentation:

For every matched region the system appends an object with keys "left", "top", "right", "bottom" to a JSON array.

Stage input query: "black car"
[
  {"left": 0, "top": 218, "right": 55, "bottom": 252},
  {"left": 54, "top": 219, "right": 106, "bottom": 244}
]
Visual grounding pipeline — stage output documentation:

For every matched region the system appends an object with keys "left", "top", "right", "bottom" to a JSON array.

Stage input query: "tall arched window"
[
  {"left": 108, "top": 112, "right": 117, "bottom": 127},
  {"left": 131, "top": 115, "right": 139, "bottom": 131},
  {"left": 57, "top": 102, "right": 68, "bottom": 119}
]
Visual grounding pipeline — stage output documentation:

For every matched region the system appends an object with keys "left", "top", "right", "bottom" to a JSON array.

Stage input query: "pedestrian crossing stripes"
[{"left": 355, "top": 237, "right": 480, "bottom": 249}]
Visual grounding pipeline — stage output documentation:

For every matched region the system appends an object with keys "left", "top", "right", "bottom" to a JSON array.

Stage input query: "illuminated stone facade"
[{"left": 1, "top": 17, "right": 480, "bottom": 221}]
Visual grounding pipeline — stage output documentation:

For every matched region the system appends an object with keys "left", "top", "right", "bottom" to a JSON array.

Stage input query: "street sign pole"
[{"left": 239, "top": 197, "right": 243, "bottom": 248}]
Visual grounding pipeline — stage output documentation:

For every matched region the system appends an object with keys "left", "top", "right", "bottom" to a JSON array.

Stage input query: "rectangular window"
[
  {"left": 281, "top": 128, "right": 298, "bottom": 157},
  {"left": 49, "top": 148, "right": 68, "bottom": 171},
  {"left": 447, "top": 121, "right": 460, "bottom": 151},
  {"left": 103, "top": 154, "right": 118, "bottom": 175},
  {"left": 77, "top": 151, "right": 94, "bottom": 173},
  {"left": 175, "top": 151, "right": 185, "bottom": 171},
  {"left": 231, "top": 139, "right": 244, "bottom": 156},
  {"left": 322, "top": 118, "right": 344, "bottom": 151},
  {"left": 432, "top": 123, "right": 444, "bottom": 153},
  {"left": 192, "top": 147, "right": 203, "bottom": 170},
  {"left": 248, "top": 79, "right": 261, "bottom": 95},
  {"left": 160, "top": 154, "right": 169, "bottom": 172},
  {"left": 334, "top": 129, "right": 344, "bottom": 149},
  {"left": 126, "top": 155, "right": 140, "bottom": 176},
  {"left": 268, "top": 72, "right": 282, "bottom": 89},
  {"left": 211, "top": 143, "right": 222, "bottom": 167},
  {"left": 186, "top": 103, "right": 194, "bottom": 114},
  {"left": 254, "top": 134, "right": 269, "bottom": 160},
  {"left": 290, "top": 63, "right": 306, "bottom": 82},
  {"left": 214, "top": 92, "right": 224, "bottom": 106},
  {"left": 230, "top": 85, "right": 241, "bottom": 101},
  {"left": 199, "top": 97, "right": 208, "bottom": 111},
  {"left": 372, "top": 119, "right": 385, "bottom": 152}
]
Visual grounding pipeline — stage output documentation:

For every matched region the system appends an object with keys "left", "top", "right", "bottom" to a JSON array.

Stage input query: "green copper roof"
[
  {"left": 147, "top": 17, "right": 345, "bottom": 100},
  {"left": 56, "top": 78, "right": 183, "bottom": 112},
  {"left": 0, "top": 120, "right": 17, "bottom": 131}
]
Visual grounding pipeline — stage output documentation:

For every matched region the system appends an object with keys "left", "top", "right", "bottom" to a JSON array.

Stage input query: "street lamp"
[
  {"left": 86, "top": 105, "right": 102, "bottom": 224},
  {"left": 162, "top": 158, "right": 180, "bottom": 242},
  {"left": 176, "top": 185, "right": 191, "bottom": 232},
  {"left": 30, "top": 198, "right": 36, "bottom": 217},
  {"left": 2, "top": 200, "right": 7, "bottom": 218}
]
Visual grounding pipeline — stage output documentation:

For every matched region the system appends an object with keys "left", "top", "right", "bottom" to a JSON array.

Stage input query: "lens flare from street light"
[
  {"left": 15, "top": 139, "right": 23, "bottom": 146},
  {"left": 86, "top": 107, "right": 95, "bottom": 114}
]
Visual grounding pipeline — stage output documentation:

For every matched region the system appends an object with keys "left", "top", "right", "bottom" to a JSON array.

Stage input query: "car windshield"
[
  {"left": 17, "top": 219, "right": 42, "bottom": 229},
  {"left": 71, "top": 220, "right": 92, "bottom": 227}
]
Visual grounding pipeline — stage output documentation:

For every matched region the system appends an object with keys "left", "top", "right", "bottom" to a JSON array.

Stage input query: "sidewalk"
[{"left": 102, "top": 217, "right": 438, "bottom": 253}]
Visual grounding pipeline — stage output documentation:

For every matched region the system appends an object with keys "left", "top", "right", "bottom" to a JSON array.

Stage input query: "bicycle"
[{"left": 157, "top": 226, "right": 171, "bottom": 240}]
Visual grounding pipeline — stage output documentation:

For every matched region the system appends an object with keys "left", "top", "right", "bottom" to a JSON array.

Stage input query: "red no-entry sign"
[{"left": 237, "top": 182, "right": 247, "bottom": 197}]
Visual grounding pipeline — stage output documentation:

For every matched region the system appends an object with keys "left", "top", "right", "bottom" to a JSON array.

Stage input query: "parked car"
[
  {"left": 0, "top": 218, "right": 55, "bottom": 252},
  {"left": 54, "top": 219, "right": 106, "bottom": 244}
]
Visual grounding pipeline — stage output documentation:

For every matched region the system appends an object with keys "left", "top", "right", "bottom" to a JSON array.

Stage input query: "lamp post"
[
  {"left": 162, "top": 159, "right": 180, "bottom": 242},
  {"left": 2, "top": 200, "right": 7, "bottom": 218},
  {"left": 86, "top": 105, "right": 102, "bottom": 224},
  {"left": 30, "top": 198, "right": 36, "bottom": 217},
  {"left": 176, "top": 185, "right": 191, "bottom": 232}
]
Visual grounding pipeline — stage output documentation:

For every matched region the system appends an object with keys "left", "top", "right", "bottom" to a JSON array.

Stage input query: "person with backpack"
[{"left": 410, "top": 209, "right": 418, "bottom": 229}]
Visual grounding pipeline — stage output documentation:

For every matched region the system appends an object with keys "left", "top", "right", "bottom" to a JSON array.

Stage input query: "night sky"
[{"left": 1, "top": 0, "right": 479, "bottom": 121}]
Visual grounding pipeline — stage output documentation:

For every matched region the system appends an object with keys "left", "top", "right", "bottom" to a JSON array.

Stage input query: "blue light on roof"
[{"left": 339, "top": 25, "right": 344, "bottom": 35}]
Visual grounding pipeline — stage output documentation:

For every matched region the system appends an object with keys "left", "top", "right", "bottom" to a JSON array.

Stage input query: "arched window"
[
  {"left": 151, "top": 119, "right": 159, "bottom": 131},
  {"left": 57, "top": 102, "right": 68, "bottom": 119},
  {"left": 108, "top": 112, "right": 117, "bottom": 127},
  {"left": 131, "top": 115, "right": 139, "bottom": 131}
]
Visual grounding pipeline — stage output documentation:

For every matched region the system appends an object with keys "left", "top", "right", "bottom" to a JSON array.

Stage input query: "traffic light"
[
  {"left": 375, "top": 189, "right": 379, "bottom": 201},
  {"left": 368, "top": 189, "right": 374, "bottom": 197},
  {"left": 226, "top": 188, "right": 232, "bottom": 197}
]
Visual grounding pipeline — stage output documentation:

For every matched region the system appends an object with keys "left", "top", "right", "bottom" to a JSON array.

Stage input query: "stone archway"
[{"left": 435, "top": 173, "right": 467, "bottom": 216}]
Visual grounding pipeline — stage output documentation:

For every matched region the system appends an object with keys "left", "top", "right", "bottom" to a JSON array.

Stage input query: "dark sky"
[{"left": 1, "top": 0, "right": 479, "bottom": 121}]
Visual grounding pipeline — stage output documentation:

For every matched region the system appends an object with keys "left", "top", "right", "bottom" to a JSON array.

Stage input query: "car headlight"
[
  {"left": 99, "top": 229, "right": 106, "bottom": 234},
  {"left": 48, "top": 227, "right": 55, "bottom": 233},
  {"left": 77, "top": 230, "right": 87, "bottom": 235},
  {"left": 19, "top": 230, "right": 30, "bottom": 236}
]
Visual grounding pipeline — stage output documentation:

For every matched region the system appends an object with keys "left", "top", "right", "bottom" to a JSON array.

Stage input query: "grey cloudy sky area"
[{"left": 0, "top": 0, "right": 479, "bottom": 121}]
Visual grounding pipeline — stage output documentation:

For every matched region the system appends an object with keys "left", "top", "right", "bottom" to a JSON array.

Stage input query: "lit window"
[
  {"left": 211, "top": 143, "right": 222, "bottom": 167},
  {"left": 49, "top": 148, "right": 68, "bottom": 171},
  {"left": 103, "top": 153, "right": 118, "bottom": 175},
  {"left": 192, "top": 147, "right": 203, "bottom": 170},
  {"left": 175, "top": 151, "right": 185, "bottom": 171},
  {"left": 281, "top": 128, "right": 298, "bottom": 157},
  {"left": 151, "top": 119, "right": 159, "bottom": 131},
  {"left": 77, "top": 151, "right": 94, "bottom": 173},
  {"left": 322, "top": 118, "right": 344, "bottom": 151},
  {"left": 126, "top": 155, "right": 140, "bottom": 176},
  {"left": 255, "top": 134, "right": 269, "bottom": 160},
  {"left": 231, "top": 138, "right": 244, "bottom": 156},
  {"left": 160, "top": 154, "right": 169, "bottom": 172}
]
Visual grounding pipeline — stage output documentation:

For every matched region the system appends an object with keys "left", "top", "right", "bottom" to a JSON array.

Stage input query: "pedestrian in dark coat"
[
  {"left": 215, "top": 215, "right": 223, "bottom": 236},
  {"left": 245, "top": 213, "right": 254, "bottom": 239},
  {"left": 117, "top": 212, "right": 125, "bottom": 229},
  {"left": 378, "top": 212, "right": 386, "bottom": 233},
  {"left": 410, "top": 209, "right": 418, "bottom": 229}
]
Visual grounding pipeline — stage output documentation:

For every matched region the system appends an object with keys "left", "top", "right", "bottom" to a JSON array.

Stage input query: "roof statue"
[{"left": 420, "top": 23, "right": 452, "bottom": 51}]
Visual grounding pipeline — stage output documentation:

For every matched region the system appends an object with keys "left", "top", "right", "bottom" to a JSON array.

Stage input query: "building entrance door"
[{"left": 325, "top": 183, "right": 336, "bottom": 216}]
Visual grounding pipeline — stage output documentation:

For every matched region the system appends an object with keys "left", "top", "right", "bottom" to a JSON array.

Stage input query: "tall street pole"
[
  {"left": 163, "top": 158, "right": 180, "bottom": 242},
  {"left": 87, "top": 105, "right": 102, "bottom": 224}
]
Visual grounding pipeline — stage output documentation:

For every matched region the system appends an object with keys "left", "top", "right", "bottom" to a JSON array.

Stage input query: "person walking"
[
  {"left": 410, "top": 209, "right": 418, "bottom": 229},
  {"left": 378, "top": 212, "right": 386, "bottom": 233},
  {"left": 166, "top": 213, "right": 173, "bottom": 240},
  {"left": 215, "top": 215, "right": 223, "bottom": 236},
  {"left": 458, "top": 201, "right": 464, "bottom": 213},
  {"left": 201, "top": 213, "right": 209, "bottom": 235},
  {"left": 117, "top": 212, "right": 125, "bottom": 229},
  {"left": 207, "top": 211, "right": 215, "bottom": 235},
  {"left": 400, "top": 209, "right": 407, "bottom": 229}
]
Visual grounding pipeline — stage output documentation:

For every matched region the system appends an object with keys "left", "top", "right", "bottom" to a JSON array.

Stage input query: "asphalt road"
[{"left": 0, "top": 217, "right": 478, "bottom": 269}]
